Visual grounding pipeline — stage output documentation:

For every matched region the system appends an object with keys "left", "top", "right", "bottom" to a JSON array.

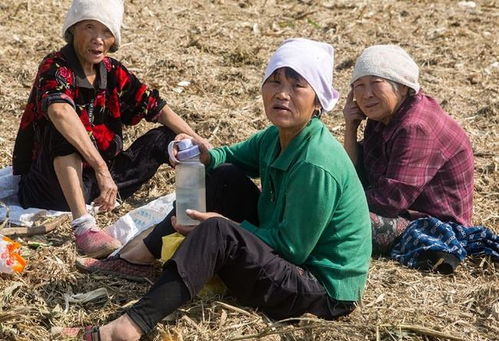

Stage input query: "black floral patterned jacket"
[{"left": 12, "top": 44, "right": 166, "bottom": 175}]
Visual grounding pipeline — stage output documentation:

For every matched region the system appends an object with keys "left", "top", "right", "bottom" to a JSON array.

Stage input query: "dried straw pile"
[{"left": 0, "top": 0, "right": 497, "bottom": 340}]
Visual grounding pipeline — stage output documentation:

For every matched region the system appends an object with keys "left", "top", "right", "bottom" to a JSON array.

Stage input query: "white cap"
[
  {"left": 351, "top": 45, "right": 420, "bottom": 93},
  {"left": 62, "top": 0, "right": 124, "bottom": 52},
  {"left": 262, "top": 38, "right": 340, "bottom": 112}
]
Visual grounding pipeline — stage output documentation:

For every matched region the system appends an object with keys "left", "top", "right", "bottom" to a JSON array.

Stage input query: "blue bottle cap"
[{"left": 177, "top": 139, "right": 200, "bottom": 161}]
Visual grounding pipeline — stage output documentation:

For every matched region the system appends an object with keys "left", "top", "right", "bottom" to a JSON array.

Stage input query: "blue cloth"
[{"left": 391, "top": 217, "right": 499, "bottom": 269}]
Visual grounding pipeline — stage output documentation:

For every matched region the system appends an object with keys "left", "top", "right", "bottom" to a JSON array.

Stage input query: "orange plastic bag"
[{"left": 0, "top": 235, "right": 26, "bottom": 274}]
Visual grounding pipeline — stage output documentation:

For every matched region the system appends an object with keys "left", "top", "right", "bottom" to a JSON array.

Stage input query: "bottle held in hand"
[{"left": 173, "top": 139, "right": 206, "bottom": 225}]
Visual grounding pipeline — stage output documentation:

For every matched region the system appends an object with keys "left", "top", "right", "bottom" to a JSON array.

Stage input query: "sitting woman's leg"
[
  {"left": 53, "top": 153, "right": 88, "bottom": 218},
  {"left": 121, "top": 163, "right": 260, "bottom": 262},
  {"left": 18, "top": 122, "right": 96, "bottom": 212},
  {"left": 18, "top": 123, "right": 120, "bottom": 257},
  {"left": 370, "top": 212, "right": 410, "bottom": 256},
  {"left": 102, "top": 218, "right": 355, "bottom": 339},
  {"left": 77, "top": 163, "right": 260, "bottom": 279},
  {"left": 109, "top": 126, "right": 176, "bottom": 200},
  {"left": 54, "top": 154, "right": 120, "bottom": 258}
]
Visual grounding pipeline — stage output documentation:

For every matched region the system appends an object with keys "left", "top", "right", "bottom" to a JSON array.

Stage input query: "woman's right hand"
[
  {"left": 171, "top": 210, "right": 225, "bottom": 236},
  {"left": 170, "top": 134, "right": 211, "bottom": 166},
  {"left": 343, "top": 90, "right": 366, "bottom": 129},
  {"left": 93, "top": 166, "right": 118, "bottom": 211}
]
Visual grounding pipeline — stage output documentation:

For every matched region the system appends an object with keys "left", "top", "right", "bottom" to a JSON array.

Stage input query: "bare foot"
[
  {"left": 99, "top": 314, "right": 142, "bottom": 341},
  {"left": 118, "top": 227, "right": 157, "bottom": 265}
]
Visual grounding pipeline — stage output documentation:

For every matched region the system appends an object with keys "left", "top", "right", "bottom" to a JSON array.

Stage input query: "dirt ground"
[{"left": 0, "top": 0, "right": 498, "bottom": 340}]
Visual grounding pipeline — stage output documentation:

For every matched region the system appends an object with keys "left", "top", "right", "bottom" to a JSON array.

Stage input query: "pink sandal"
[{"left": 75, "top": 255, "right": 158, "bottom": 282}]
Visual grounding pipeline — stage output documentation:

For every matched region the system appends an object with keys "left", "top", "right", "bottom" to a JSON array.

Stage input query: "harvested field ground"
[{"left": 0, "top": 0, "right": 498, "bottom": 340}]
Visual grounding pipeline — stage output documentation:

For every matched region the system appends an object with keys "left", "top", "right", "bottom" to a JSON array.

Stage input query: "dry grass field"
[{"left": 0, "top": 0, "right": 498, "bottom": 340}]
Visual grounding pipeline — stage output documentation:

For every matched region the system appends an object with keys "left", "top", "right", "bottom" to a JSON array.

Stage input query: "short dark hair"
[
  {"left": 265, "top": 67, "right": 324, "bottom": 117},
  {"left": 266, "top": 67, "right": 303, "bottom": 82}
]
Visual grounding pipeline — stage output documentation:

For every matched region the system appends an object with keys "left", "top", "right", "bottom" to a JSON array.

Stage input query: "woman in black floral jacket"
[{"left": 12, "top": 0, "right": 209, "bottom": 258}]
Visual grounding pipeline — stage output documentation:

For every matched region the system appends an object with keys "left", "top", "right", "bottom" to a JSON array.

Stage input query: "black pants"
[
  {"left": 129, "top": 165, "right": 355, "bottom": 333},
  {"left": 143, "top": 163, "right": 260, "bottom": 257},
  {"left": 18, "top": 124, "right": 175, "bottom": 211}
]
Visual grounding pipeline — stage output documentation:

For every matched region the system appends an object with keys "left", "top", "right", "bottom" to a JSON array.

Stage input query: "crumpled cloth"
[{"left": 391, "top": 217, "right": 499, "bottom": 272}]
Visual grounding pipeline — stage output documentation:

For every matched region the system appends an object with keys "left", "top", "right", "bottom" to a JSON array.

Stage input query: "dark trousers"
[
  {"left": 130, "top": 165, "right": 355, "bottom": 333},
  {"left": 18, "top": 124, "right": 175, "bottom": 211},
  {"left": 143, "top": 163, "right": 260, "bottom": 258}
]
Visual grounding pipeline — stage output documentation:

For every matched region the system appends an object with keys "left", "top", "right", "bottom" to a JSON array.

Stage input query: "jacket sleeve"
[
  {"left": 36, "top": 57, "right": 77, "bottom": 116},
  {"left": 113, "top": 62, "right": 166, "bottom": 125},
  {"left": 208, "top": 130, "right": 265, "bottom": 178}
]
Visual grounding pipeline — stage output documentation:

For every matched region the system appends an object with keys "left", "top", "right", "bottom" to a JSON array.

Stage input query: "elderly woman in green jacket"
[{"left": 60, "top": 38, "right": 371, "bottom": 340}]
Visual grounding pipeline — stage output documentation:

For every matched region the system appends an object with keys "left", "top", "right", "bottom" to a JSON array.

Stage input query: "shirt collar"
[
  {"left": 271, "top": 118, "right": 322, "bottom": 171},
  {"left": 61, "top": 44, "right": 107, "bottom": 90}
]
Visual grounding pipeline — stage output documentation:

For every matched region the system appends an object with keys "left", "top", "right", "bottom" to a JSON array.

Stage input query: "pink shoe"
[
  {"left": 76, "top": 255, "right": 158, "bottom": 282},
  {"left": 75, "top": 228, "right": 121, "bottom": 258}
]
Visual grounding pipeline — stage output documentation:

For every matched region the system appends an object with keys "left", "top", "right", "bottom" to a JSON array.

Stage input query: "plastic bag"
[
  {"left": 0, "top": 234, "right": 27, "bottom": 274},
  {"left": 105, "top": 193, "right": 175, "bottom": 256}
]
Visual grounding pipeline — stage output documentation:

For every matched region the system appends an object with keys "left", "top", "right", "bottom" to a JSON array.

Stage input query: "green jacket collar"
[{"left": 271, "top": 118, "right": 322, "bottom": 171}]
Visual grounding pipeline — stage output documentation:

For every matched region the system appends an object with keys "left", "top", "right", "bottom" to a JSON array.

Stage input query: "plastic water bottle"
[{"left": 173, "top": 139, "right": 206, "bottom": 225}]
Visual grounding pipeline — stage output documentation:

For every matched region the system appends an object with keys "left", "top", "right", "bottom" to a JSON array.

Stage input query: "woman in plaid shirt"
[{"left": 343, "top": 45, "right": 474, "bottom": 255}]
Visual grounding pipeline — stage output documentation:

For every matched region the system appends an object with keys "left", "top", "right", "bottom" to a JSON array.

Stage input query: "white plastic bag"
[
  {"left": 0, "top": 166, "right": 20, "bottom": 200},
  {"left": 105, "top": 193, "right": 175, "bottom": 253}
]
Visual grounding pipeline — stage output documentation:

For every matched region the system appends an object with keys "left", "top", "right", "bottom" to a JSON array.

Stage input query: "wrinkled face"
[
  {"left": 262, "top": 67, "right": 319, "bottom": 134},
  {"left": 352, "top": 76, "right": 408, "bottom": 124},
  {"left": 72, "top": 20, "right": 115, "bottom": 69}
]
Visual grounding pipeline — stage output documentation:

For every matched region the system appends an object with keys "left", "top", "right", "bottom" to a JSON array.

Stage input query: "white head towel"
[
  {"left": 350, "top": 45, "right": 420, "bottom": 93},
  {"left": 62, "top": 0, "right": 124, "bottom": 52},
  {"left": 263, "top": 38, "right": 339, "bottom": 112}
]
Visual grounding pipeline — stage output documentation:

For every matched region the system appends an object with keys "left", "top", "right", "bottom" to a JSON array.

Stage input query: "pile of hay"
[{"left": 0, "top": 0, "right": 497, "bottom": 340}]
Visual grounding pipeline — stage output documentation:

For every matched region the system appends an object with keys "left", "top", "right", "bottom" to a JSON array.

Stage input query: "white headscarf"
[
  {"left": 62, "top": 0, "right": 124, "bottom": 52},
  {"left": 350, "top": 45, "right": 420, "bottom": 93},
  {"left": 263, "top": 38, "right": 339, "bottom": 112}
]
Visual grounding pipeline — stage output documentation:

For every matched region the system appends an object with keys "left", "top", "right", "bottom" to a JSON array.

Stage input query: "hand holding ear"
[{"left": 343, "top": 90, "right": 366, "bottom": 129}]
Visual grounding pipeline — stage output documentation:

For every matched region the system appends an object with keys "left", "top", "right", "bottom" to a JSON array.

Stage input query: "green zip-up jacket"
[{"left": 208, "top": 118, "right": 371, "bottom": 301}]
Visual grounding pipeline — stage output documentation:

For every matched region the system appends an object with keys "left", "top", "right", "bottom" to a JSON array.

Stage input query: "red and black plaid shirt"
[
  {"left": 13, "top": 44, "right": 166, "bottom": 175},
  {"left": 360, "top": 91, "right": 474, "bottom": 226}
]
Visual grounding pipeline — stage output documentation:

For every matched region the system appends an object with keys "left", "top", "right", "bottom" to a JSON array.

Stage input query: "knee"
[
  {"left": 207, "top": 164, "right": 256, "bottom": 193},
  {"left": 197, "top": 216, "right": 235, "bottom": 237},
  {"left": 209, "top": 164, "right": 244, "bottom": 180},
  {"left": 147, "top": 126, "right": 176, "bottom": 142},
  {"left": 53, "top": 153, "right": 83, "bottom": 169}
]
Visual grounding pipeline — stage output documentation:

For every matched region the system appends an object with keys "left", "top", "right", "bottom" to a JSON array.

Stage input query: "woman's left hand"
[{"left": 172, "top": 210, "right": 225, "bottom": 236}]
